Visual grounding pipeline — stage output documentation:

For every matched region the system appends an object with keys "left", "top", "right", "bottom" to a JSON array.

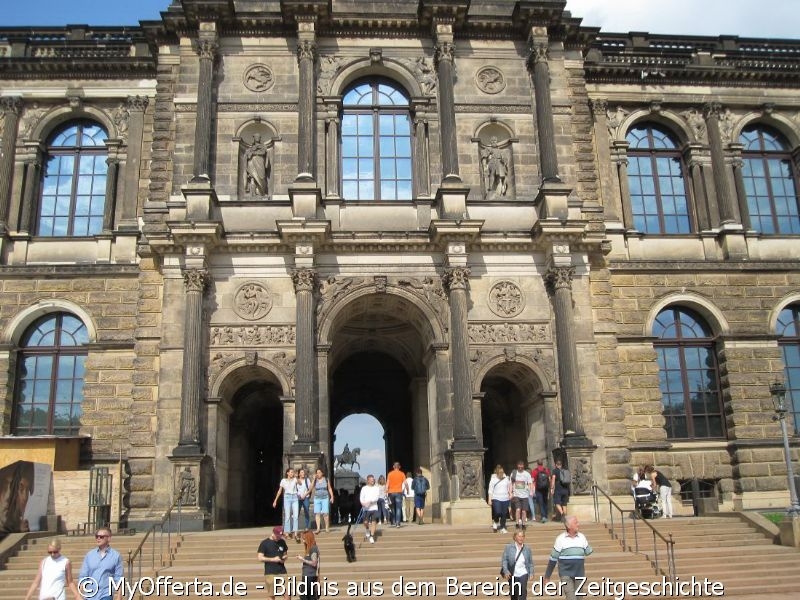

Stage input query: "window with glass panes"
[
  {"left": 777, "top": 304, "right": 800, "bottom": 434},
  {"left": 341, "top": 80, "right": 412, "bottom": 200},
  {"left": 654, "top": 307, "right": 724, "bottom": 439},
  {"left": 12, "top": 313, "right": 88, "bottom": 435},
  {"left": 39, "top": 121, "right": 108, "bottom": 237},
  {"left": 740, "top": 126, "right": 800, "bottom": 234},
  {"left": 626, "top": 124, "right": 692, "bottom": 234}
]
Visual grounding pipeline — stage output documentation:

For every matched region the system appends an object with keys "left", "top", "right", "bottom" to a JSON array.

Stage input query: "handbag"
[{"left": 501, "top": 545, "right": 524, "bottom": 578}]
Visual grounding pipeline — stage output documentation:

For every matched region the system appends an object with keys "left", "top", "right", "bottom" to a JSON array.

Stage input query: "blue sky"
[
  {"left": 2, "top": 1, "right": 798, "bottom": 38},
  {"left": 334, "top": 414, "right": 386, "bottom": 482}
]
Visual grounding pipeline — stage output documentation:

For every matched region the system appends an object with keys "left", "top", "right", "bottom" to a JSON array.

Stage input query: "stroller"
[{"left": 633, "top": 486, "right": 662, "bottom": 519}]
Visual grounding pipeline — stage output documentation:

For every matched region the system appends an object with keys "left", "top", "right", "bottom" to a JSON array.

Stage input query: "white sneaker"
[
  {"left": 365, "top": 531, "right": 370, "bottom": 539},
  {"left": 492, "top": 522, "right": 498, "bottom": 531},
  {"left": 369, "top": 536, "right": 375, "bottom": 544},
  {"left": 500, "top": 528, "right": 508, "bottom": 534}
]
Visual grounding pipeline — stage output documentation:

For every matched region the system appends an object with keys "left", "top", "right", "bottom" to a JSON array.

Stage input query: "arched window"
[
  {"left": 740, "top": 126, "right": 800, "bottom": 234},
  {"left": 341, "top": 79, "right": 412, "bottom": 200},
  {"left": 653, "top": 307, "right": 724, "bottom": 439},
  {"left": 12, "top": 313, "right": 88, "bottom": 435},
  {"left": 777, "top": 304, "right": 800, "bottom": 433},
  {"left": 39, "top": 121, "right": 108, "bottom": 237},
  {"left": 626, "top": 124, "right": 692, "bottom": 234}
]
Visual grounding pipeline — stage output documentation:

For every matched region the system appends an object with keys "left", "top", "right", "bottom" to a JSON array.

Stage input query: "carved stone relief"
[
  {"left": 20, "top": 104, "right": 47, "bottom": 139},
  {"left": 475, "top": 66, "right": 505, "bottom": 94},
  {"left": 606, "top": 105, "right": 629, "bottom": 139},
  {"left": 488, "top": 280, "right": 524, "bottom": 318},
  {"left": 476, "top": 123, "right": 515, "bottom": 200},
  {"left": 271, "top": 351, "right": 297, "bottom": 391},
  {"left": 570, "top": 456, "right": 593, "bottom": 495},
  {"left": 243, "top": 64, "right": 275, "bottom": 93},
  {"left": 210, "top": 325, "right": 296, "bottom": 346},
  {"left": 398, "top": 57, "right": 437, "bottom": 96},
  {"left": 235, "top": 122, "right": 277, "bottom": 199},
  {"left": 681, "top": 108, "right": 707, "bottom": 143},
  {"left": 317, "top": 55, "right": 344, "bottom": 96},
  {"left": 233, "top": 282, "right": 273, "bottom": 321},
  {"left": 458, "top": 459, "right": 483, "bottom": 498},
  {"left": 468, "top": 322, "right": 549, "bottom": 344},
  {"left": 113, "top": 102, "right": 129, "bottom": 141},
  {"left": 175, "top": 466, "right": 198, "bottom": 506}
]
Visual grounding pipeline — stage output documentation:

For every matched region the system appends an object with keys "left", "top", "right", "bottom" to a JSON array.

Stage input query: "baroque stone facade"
[{"left": 0, "top": 1, "right": 799, "bottom": 528}]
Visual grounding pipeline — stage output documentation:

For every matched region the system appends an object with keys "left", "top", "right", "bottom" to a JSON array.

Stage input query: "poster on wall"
[{"left": 0, "top": 461, "right": 52, "bottom": 534}]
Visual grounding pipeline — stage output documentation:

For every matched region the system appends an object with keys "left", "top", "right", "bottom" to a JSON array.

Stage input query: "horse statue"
[{"left": 334, "top": 445, "right": 361, "bottom": 471}]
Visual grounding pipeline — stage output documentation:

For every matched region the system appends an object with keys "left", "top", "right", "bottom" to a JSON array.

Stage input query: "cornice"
[
  {"left": 0, "top": 264, "right": 140, "bottom": 277},
  {"left": 609, "top": 259, "right": 800, "bottom": 272}
]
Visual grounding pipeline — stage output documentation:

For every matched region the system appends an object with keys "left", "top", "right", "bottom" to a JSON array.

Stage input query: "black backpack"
[{"left": 536, "top": 469, "right": 549, "bottom": 489}]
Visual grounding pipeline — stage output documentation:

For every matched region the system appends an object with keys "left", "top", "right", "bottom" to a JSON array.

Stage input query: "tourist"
[
  {"left": 377, "top": 475, "right": 390, "bottom": 525},
  {"left": 312, "top": 468, "right": 334, "bottom": 533},
  {"left": 25, "top": 538, "right": 80, "bottom": 600},
  {"left": 411, "top": 467, "right": 430, "bottom": 524},
  {"left": 297, "top": 530, "right": 320, "bottom": 600},
  {"left": 402, "top": 471, "right": 415, "bottom": 523},
  {"left": 550, "top": 459, "right": 570, "bottom": 522},
  {"left": 272, "top": 468, "right": 300, "bottom": 541},
  {"left": 296, "top": 468, "right": 312, "bottom": 533},
  {"left": 386, "top": 462, "right": 405, "bottom": 528},
  {"left": 646, "top": 466, "right": 673, "bottom": 518},
  {"left": 510, "top": 461, "right": 532, "bottom": 529},
  {"left": 78, "top": 528, "right": 123, "bottom": 600},
  {"left": 487, "top": 464, "right": 511, "bottom": 533},
  {"left": 543, "top": 516, "right": 593, "bottom": 600},
  {"left": 359, "top": 475, "right": 380, "bottom": 543},
  {"left": 531, "top": 459, "right": 551, "bottom": 523},
  {"left": 257, "top": 526, "right": 288, "bottom": 600},
  {"left": 500, "top": 530, "right": 533, "bottom": 600}
]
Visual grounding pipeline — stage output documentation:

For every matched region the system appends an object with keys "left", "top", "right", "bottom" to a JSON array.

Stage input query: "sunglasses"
[
  {"left": 47, "top": 550, "right": 60, "bottom": 555},
  {"left": 95, "top": 534, "right": 109, "bottom": 539}
]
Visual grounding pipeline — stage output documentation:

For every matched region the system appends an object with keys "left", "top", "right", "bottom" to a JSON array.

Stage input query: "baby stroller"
[{"left": 633, "top": 487, "right": 662, "bottom": 519}]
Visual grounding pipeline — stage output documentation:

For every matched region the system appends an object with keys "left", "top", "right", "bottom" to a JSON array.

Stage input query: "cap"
[{"left": 272, "top": 526, "right": 284, "bottom": 536}]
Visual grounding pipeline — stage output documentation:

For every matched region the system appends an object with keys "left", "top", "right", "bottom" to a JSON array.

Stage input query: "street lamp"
[{"left": 769, "top": 381, "right": 800, "bottom": 515}]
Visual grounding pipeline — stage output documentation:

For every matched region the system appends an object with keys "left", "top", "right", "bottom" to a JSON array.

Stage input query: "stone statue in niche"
[
  {"left": 236, "top": 124, "right": 277, "bottom": 199},
  {"left": 478, "top": 135, "right": 514, "bottom": 199}
]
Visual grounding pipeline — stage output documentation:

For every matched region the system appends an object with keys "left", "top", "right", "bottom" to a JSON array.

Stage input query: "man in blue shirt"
[{"left": 79, "top": 527, "right": 123, "bottom": 600}]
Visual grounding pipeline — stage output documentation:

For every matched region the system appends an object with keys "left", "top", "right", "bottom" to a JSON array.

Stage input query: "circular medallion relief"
[
  {"left": 488, "top": 280, "right": 525, "bottom": 318},
  {"left": 243, "top": 64, "right": 275, "bottom": 93},
  {"left": 233, "top": 282, "right": 273, "bottom": 321},
  {"left": 476, "top": 66, "right": 506, "bottom": 94}
]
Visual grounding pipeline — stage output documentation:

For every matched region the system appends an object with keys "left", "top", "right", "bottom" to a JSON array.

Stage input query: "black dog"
[{"left": 342, "top": 521, "right": 357, "bottom": 563}]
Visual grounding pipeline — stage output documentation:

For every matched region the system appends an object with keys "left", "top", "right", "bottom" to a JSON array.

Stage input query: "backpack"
[
  {"left": 536, "top": 469, "right": 549, "bottom": 489},
  {"left": 558, "top": 468, "right": 572, "bottom": 485},
  {"left": 412, "top": 476, "right": 429, "bottom": 495}
]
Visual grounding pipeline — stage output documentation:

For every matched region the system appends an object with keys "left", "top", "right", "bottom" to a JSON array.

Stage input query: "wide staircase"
[{"left": 2, "top": 517, "right": 800, "bottom": 599}]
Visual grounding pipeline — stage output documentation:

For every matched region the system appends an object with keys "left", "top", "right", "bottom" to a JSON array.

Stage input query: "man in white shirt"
[
  {"left": 511, "top": 461, "right": 533, "bottom": 529},
  {"left": 359, "top": 475, "right": 380, "bottom": 543}
]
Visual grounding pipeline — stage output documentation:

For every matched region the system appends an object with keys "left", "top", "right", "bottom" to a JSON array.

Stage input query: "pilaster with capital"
[
  {"left": 296, "top": 22, "right": 317, "bottom": 178},
  {"left": 434, "top": 22, "right": 459, "bottom": 179},
  {"left": 527, "top": 37, "right": 559, "bottom": 182},
  {"left": 703, "top": 103, "right": 740, "bottom": 226},
  {"left": 102, "top": 157, "right": 120, "bottom": 232},
  {"left": 0, "top": 97, "right": 22, "bottom": 227},
  {"left": 193, "top": 31, "right": 218, "bottom": 180},
  {"left": 120, "top": 95, "right": 148, "bottom": 228},
  {"left": 292, "top": 268, "right": 317, "bottom": 446},
  {"left": 590, "top": 98, "right": 621, "bottom": 223},
  {"left": 443, "top": 266, "right": 478, "bottom": 448},
  {"left": 175, "top": 269, "right": 209, "bottom": 455},
  {"left": 18, "top": 153, "right": 42, "bottom": 234}
]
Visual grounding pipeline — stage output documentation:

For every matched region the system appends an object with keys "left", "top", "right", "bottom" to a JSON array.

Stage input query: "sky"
[
  {"left": 333, "top": 414, "right": 386, "bottom": 484},
  {"left": 0, "top": 1, "right": 798, "bottom": 39}
]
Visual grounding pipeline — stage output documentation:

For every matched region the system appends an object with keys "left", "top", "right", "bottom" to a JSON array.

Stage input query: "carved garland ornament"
[
  {"left": 488, "top": 280, "right": 524, "bottom": 318},
  {"left": 244, "top": 64, "right": 275, "bottom": 93},
  {"left": 475, "top": 66, "right": 505, "bottom": 94},
  {"left": 233, "top": 282, "right": 273, "bottom": 321}
]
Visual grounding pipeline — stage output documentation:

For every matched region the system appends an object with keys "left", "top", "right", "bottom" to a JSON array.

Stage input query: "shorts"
[
  {"left": 511, "top": 496, "right": 528, "bottom": 512},
  {"left": 554, "top": 489, "right": 570, "bottom": 506},
  {"left": 363, "top": 510, "right": 380, "bottom": 524},
  {"left": 414, "top": 494, "right": 426, "bottom": 509},
  {"left": 264, "top": 574, "right": 286, "bottom": 596},
  {"left": 314, "top": 497, "right": 330, "bottom": 514}
]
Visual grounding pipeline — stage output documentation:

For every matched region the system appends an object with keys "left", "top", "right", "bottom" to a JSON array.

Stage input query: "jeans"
[
  {"left": 510, "top": 574, "right": 529, "bottom": 600},
  {"left": 377, "top": 498, "right": 390, "bottom": 523},
  {"left": 283, "top": 493, "right": 299, "bottom": 533},
  {"left": 299, "top": 496, "right": 311, "bottom": 530},
  {"left": 492, "top": 499, "right": 509, "bottom": 529},
  {"left": 389, "top": 493, "right": 404, "bottom": 525},
  {"left": 534, "top": 488, "right": 549, "bottom": 520}
]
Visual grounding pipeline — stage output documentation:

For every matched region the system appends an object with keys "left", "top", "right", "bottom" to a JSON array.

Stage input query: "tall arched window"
[
  {"left": 341, "top": 80, "right": 412, "bottom": 200},
  {"left": 626, "top": 124, "right": 692, "bottom": 234},
  {"left": 740, "top": 126, "right": 800, "bottom": 234},
  {"left": 777, "top": 304, "right": 800, "bottom": 433},
  {"left": 12, "top": 313, "right": 88, "bottom": 435},
  {"left": 654, "top": 307, "right": 724, "bottom": 439},
  {"left": 39, "top": 121, "right": 108, "bottom": 237}
]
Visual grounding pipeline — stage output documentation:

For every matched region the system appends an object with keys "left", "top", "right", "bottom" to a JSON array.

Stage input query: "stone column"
[
  {"left": 730, "top": 147, "right": 751, "bottom": 230},
  {"left": 324, "top": 111, "right": 340, "bottom": 197},
  {"left": 18, "top": 154, "right": 41, "bottom": 234},
  {"left": 614, "top": 154, "right": 634, "bottom": 229},
  {"left": 443, "top": 266, "right": 478, "bottom": 449},
  {"left": 192, "top": 31, "right": 218, "bottom": 181},
  {"left": 296, "top": 23, "right": 317, "bottom": 177},
  {"left": 687, "top": 155, "right": 711, "bottom": 231},
  {"left": 545, "top": 264, "right": 592, "bottom": 448},
  {"left": 291, "top": 268, "right": 317, "bottom": 447},
  {"left": 703, "top": 102, "right": 739, "bottom": 225},
  {"left": 413, "top": 111, "right": 431, "bottom": 197},
  {"left": 0, "top": 97, "right": 22, "bottom": 227},
  {"left": 434, "top": 24, "right": 459, "bottom": 179},
  {"left": 121, "top": 95, "right": 148, "bottom": 228},
  {"left": 174, "top": 269, "right": 208, "bottom": 456},
  {"left": 589, "top": 98, "right": 621, "bottom": 223},
  {"left": 528, "top": 39, "right": 559, "bottom": 182},
  {"left": 102, "top": 157, "right": 120, "bottom": 232}
]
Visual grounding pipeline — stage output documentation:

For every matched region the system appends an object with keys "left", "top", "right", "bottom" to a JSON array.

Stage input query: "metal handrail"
[
  {"left": 592, "top": 483, "right": 676, "bottom": 579},
  {"left": 126, "top": 500, "right": 182, "bottom": 584}
]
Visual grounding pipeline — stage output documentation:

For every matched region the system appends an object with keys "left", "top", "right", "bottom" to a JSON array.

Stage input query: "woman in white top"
[
  {"left": 296, "top": 468, "right": 312, "bottom": 534},
  {"left": 377, "top": 475, "right": 390, "bottom": 524},
  {"left": 487, "top": 465, "right": 511, "bottom": 533},
  {"left": 402, "top": 472, "right": 415, "bottom": 523},
  {"left": 25, "top": 539, "right": 80, "bottom": 600},
  {"left": 273, "top": 467, "right": 300, "bottom": 540}
]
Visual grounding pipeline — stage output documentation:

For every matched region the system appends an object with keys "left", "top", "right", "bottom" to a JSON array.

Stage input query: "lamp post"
[{"left": 769, "top": 381, "right": 800, "bottom": 515}]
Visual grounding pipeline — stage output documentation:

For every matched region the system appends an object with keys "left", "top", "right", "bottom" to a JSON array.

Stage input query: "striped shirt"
[{"left": 543, "top": 531, "right": 593, "bottom": 579}]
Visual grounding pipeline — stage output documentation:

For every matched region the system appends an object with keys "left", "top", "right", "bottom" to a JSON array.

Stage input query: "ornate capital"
[
  {"left": 702, "top": 101, "right": 724, "bottom": 121},
  {"left": 527, "top": 43, "right": 549, "bottom": 69},
  {"left": 197, "top": 39, "right": 218, "bottom": 60},
  {"left": 296, "top": 40, "right": 317, "bottom": 63},
  {"left": 434, "top": 41, "right": 455, "bottom": 66},
  {"left": 183, "top": 269, "right": 209, "bottom": 293},
  {"left": 127, "top": 95, "right": 149, "bottom": 112},
  {"left": 292, "top": 268, "right": 317, "bottom": 293},
  {"left": 0, "top": 96, "right": 22, "bottom": 115},
  {"left": 589, "top": 98, "right": 608, "bottom": 116},
  {"left": 544, "top": 266, "right": 574, "bottom": 294},
  {"left": 443, "top": 267, "right": 471, "bottom": 293},
  {"left": 106, "top": 157, "right": 120, "bottom": 167}
]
